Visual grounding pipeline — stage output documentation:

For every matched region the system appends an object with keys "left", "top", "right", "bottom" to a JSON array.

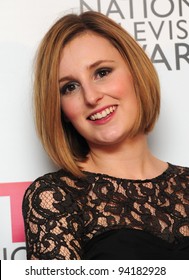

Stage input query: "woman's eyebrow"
[
  {"left": 59, "top": 75, "right": 75, "bottom": 83},
  {"left": 87, "top": 59, "right": 115, "bottom": 70},
  {"left": 59, "top": 60, "right": 115, "bottom": 83}
]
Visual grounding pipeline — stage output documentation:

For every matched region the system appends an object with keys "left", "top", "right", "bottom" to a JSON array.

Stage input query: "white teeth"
[{"left": 89, "top": 106, "right": 116, "bottom": 121}]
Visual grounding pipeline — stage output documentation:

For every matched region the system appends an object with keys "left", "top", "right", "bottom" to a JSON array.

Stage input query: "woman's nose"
[{"left": 83, "top": 84, "right": 104, "bottom": 106}]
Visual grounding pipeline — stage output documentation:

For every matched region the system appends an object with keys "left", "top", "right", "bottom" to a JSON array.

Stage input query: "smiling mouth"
[{"left": 88, "top": 105, "right": 117, "bottom": 121}]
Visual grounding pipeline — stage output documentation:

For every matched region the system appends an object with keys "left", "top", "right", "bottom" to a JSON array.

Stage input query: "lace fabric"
[{"left": 22, "top": 163, "right": 189, "bottom": 259}]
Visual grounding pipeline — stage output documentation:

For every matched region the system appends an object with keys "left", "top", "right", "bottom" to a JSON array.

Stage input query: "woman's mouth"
[{"left": 88, "top": 105, "right": 117, "bottom": 121}]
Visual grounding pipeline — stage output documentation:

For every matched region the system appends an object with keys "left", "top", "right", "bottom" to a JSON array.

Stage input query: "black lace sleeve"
[{"left": 22, "top": 173, "right": 83, "bottom": 260}]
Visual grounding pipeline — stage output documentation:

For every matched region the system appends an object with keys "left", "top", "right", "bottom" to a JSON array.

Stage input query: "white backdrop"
[{"left": 0, "top": 0, "right": 189, "bottom": 259}]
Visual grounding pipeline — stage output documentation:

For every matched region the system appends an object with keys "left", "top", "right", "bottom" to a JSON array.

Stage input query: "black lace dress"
[{"left": 22, "top": 163, "right": 189, "bottom": 260}]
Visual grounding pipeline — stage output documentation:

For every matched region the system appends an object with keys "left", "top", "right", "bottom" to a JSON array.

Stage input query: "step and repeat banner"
[{"left": 0, "top": 0, "right": 189, "bottom": 260}]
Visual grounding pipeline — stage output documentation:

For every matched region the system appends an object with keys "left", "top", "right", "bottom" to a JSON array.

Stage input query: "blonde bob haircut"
[{"left": 34, "top": 11, "right": 160, "bottom": 177}]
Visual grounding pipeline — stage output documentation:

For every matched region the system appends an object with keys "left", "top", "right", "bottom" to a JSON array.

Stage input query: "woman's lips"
[{"left": 88, "top": 105, "right": 117, "bottom": 121}]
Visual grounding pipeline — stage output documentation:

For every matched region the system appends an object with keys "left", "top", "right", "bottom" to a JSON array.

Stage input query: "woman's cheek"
[{"left": 61, "top": 102, "right": 80, "bottom": 122}]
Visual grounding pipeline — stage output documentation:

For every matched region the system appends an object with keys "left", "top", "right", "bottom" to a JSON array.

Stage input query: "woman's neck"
[{"left": 81, "top": 134, "right": 168, "bottom": 180}]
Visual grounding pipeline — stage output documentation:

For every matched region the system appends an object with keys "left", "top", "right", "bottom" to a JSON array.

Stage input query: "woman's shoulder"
[
  {"left": 169, "top": 163, "right": 189, "bottom": 176},
  {"left": 168, "top": 163, "right": 189, "bottom": 187},
  {"left": 23, "top": 169, "right": 80, "bottom": 202},
  {"left": 22, "top": 169, "right": 85, "bottom": 219}
]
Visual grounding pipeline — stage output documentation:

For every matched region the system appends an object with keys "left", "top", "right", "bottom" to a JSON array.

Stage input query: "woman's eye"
[
  {"left": 96, "top": 68, "right": 112, "bottom": 79},
  {"left": 60, "top": 82, "right": 79, "bottom": 95}
]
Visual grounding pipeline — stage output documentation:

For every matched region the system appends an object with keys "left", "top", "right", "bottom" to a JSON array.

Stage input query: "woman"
[{"left": 22, "top": 11, "right": 189, "bottom": 260}]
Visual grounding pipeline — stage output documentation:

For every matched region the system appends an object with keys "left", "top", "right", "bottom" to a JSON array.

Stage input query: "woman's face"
[{"left": 59, "top": 32, "right": 138, "bottom": 148}]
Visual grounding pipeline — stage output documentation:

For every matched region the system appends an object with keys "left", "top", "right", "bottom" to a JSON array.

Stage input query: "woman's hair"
[{"left": 34, "top": 11, "right": 160, "bottom": 177}]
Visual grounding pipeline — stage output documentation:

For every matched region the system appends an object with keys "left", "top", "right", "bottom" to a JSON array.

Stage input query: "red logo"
[{"left": 0, "top": 182, "right": 30, "bottom": 243}]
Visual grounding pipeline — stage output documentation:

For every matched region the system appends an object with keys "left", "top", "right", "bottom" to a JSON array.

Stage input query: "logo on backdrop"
[
  {"left": 0, "top": 182, "right": 30, "bottom": 259},
  {"left": 80, "top": 0, "right": 189, "bottom": 70}
]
